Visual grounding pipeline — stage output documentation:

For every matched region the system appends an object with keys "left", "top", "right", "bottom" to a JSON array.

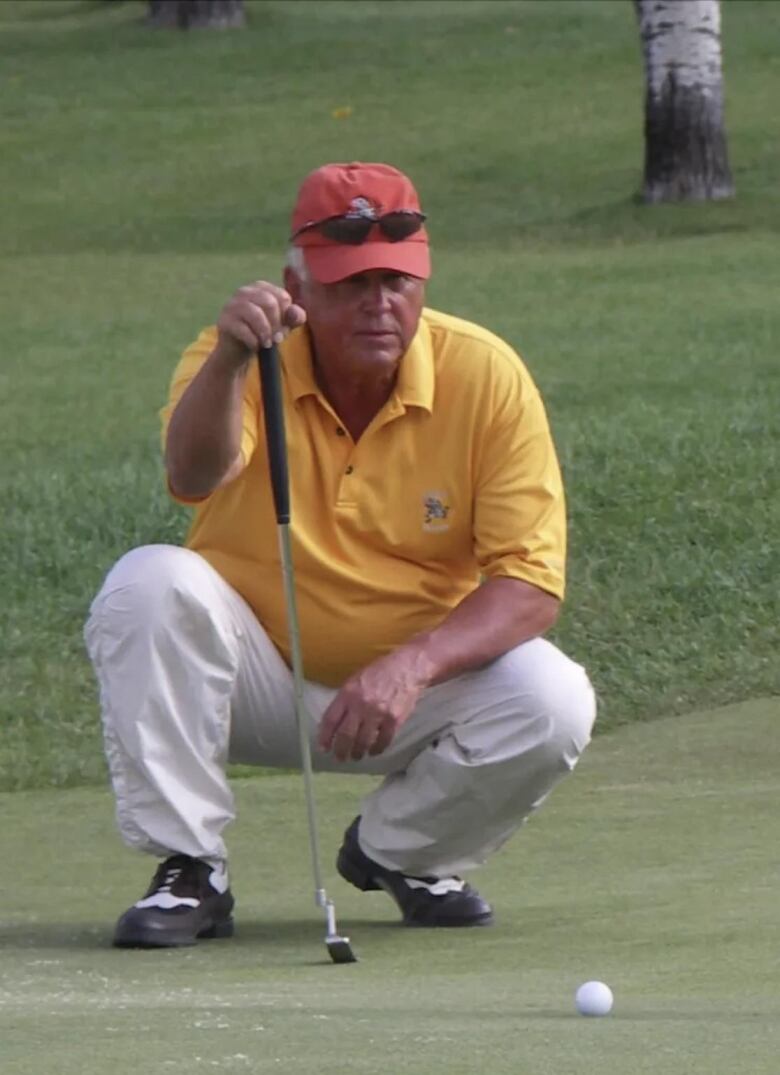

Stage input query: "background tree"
[
  {"left": 635, "top": 0, "right": 734, "bottom": 202},
  {"left": 147, "top": 0, "right": 245, "bottom": 29}
]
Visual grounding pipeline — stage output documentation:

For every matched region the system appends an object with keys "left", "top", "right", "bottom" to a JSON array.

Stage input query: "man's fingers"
[
  {"left": 350, "top": 719, "right": 382, "bottom": 761},
  {"left": 331, "top": 713, "right": 361, "bottom": 762},
  {"left": 320, "top": 701, "right": 381, "bottom": 762},
  {"left": 368, "top": 717, "right": 397, "bottom": 756},
  {"left": 243, "top": 283, "right": 306, "bottom": 335},
  {"left": 285, "top": 303, "right": 307, "bottom": 328},
  {"left": 318, "top": 698, "right": 346, "bottom": 752},
  {"left": 243, "top": 281, "right": 291, "bottom": 309},
  {"left": 221, "top": 321, "right": 260, "bottom": 354},
  {"left": 319, "top": 680, "right": 406, "bottom": 762},
  {"left": 323, "top": 710, "right": 396, "bottom": 761},
  {"left": 239, "top": 305, "right": 275, "bottom": 348},
  {"left": 219, "top": 282, "right": 304, "bottom": 353}
]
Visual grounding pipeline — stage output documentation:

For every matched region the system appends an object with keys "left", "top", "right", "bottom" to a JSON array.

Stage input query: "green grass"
[
  {"left": 1, "top": 700, "right": 778, "bottom": 1074},
  {"left": 1, "top": 0, "right": 779, "bottom": 790}
]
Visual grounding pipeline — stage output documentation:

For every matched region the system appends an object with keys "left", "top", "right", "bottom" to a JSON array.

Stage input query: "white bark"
[
  {"left": 636, "top": 0, "right": 734, "bottom": 202},
  {"left": 639, "top": 0, "right": 723, "bottom": 96}
]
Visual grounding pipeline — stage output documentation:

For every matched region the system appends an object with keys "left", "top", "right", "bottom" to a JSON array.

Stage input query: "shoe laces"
[{"left": 146, "top": 855, "right": 202, "bottom": 899}]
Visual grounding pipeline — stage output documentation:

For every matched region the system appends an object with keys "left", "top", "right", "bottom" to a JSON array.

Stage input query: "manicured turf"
[
  {"left": 1, "top": 0, "right": 778, "bottom": 790},
  {"left": 1, "top": 699, "right": 778, "bottom": 1074},
  {"left": 2, "top": 5, "right": 777, "bottom": 1070}
]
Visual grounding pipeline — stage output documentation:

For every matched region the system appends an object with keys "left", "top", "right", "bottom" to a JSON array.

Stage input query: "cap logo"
[{"left": 345, "top": 196, "right": 379, "bottom": 219}]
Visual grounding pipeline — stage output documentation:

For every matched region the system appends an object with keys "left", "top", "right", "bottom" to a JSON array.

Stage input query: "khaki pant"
[{"left": 85, "top": 545, "right": 596, "bottom": 877}]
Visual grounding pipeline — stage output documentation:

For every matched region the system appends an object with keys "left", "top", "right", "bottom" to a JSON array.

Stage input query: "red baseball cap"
[{"left": 290, "top": 162, "right": 430, "bottom": 284}]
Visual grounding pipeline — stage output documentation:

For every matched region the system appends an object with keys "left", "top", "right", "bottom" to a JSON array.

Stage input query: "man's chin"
[{"left": 353, "top": 337, "right": 404, "bottom": 364}]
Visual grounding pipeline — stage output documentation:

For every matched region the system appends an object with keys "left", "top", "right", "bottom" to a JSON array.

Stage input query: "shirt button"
[
  {"left": 336, "top": 426, "right": 346, "bottom": 437},
  {"left": 345, "top": 465, "right": 354, "bottom": 475}
]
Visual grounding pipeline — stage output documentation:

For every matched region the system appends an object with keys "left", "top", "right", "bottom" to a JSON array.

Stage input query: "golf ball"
[{"left": 575, "top": 980, "right": 613, "bottom": 1017}]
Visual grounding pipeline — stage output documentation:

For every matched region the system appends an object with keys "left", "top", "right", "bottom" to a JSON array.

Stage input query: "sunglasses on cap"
[{"left": 291, "top": 209, "right": 427, "bottom": 245}]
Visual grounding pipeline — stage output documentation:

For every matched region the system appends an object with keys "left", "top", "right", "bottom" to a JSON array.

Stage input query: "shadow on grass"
[
  {"left": 486, "top": 1008, "right": 775, "bottom": 1023},
  {"left": 234, "top": 916, "right": 404, "bottom": 965},
  {"left": 238, "top": 917, "right": 403, "bottom": 940},
  {"left": 605, "top": 1009, "right": 774, "bottom": 1023},
  {"left": 9, "top": 195, "right": 775, "bottom": 260},
  {"left": 0, "top": 922, "right": 108, "bottom": 950},
  {"left": 506, "top": 195, "right": 775, "bottom": 249},
  {"left": 4, "top": 0, "right": 133, "bottom": 23},
  {"left": 0, "top": 916, "right": 402, "bottom": 953}
]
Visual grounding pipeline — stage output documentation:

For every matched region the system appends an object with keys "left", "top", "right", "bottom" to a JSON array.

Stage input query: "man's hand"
[
  {"left": 165, "top": 281, "right": 306, "bottom": 499},
  {"left": 317, "top": 580, "right": 561, "bottom": 763},
  {"left": 215, "top": 281, "right": 306, "bottom": 367},
  {"left": 318, "top": 649, "right": 435, "bottom": 762}
]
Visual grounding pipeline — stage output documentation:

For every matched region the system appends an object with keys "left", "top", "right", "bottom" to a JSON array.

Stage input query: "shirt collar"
[
  {"left": 395, "top": 314, "right": 433, "bottom": 413},
  {"left": 282, "top": 314, "right": 434, "bottom": 415},
  {"left": 283, "top": 326, "right": 320, "bottom": 402}
]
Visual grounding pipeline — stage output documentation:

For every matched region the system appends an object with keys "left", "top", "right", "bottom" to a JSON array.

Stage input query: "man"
[{"left": 85, "top": 161, "right": 596, "bottom": 948}]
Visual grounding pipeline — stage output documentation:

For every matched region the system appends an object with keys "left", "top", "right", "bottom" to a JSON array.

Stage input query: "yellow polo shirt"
[{"left": 160, "top": 308, "right": 566, "bottom": 686}]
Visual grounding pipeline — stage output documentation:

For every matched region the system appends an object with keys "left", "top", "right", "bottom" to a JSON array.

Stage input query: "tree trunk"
[
  {"left": 147, "top": 0, "right": 245, "bottom": 29},
  {"left": 635, "top": 0, "right": 734, "bottom": 203}
]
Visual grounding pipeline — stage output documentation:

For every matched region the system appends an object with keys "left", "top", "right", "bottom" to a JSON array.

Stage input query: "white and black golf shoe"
[
  {"left": 336, "top": 817, "right": 493, "bottom": 928},
  {"left": 113, "top": 854, "right": 235, "bottom": 948}
]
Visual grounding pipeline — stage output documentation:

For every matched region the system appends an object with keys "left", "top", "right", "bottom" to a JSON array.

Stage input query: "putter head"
[
  {"left": 326, "top": 934, "right": 358, "bottom": 964},
  {"left": 323, "top": 897, "right": 357, "bottom": 963}
]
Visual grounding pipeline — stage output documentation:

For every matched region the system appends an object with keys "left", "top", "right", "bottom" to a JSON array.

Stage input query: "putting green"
[{"left": 1, "top": 699, "right": 777, "bottom": 1074}]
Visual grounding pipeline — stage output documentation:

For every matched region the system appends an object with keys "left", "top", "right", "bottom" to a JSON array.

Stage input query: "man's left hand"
[{"left": 318, "top": 650, "right": 433, "bottom": 762}]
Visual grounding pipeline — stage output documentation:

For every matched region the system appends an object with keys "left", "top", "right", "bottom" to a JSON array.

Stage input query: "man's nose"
[{"left": 360, "top": 279, "right": 393, "bottom": 308}]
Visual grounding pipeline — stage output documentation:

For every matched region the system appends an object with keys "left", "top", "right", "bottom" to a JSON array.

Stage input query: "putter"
[{"left": 258, "top": 342, "right": 358, "bottom": 965}]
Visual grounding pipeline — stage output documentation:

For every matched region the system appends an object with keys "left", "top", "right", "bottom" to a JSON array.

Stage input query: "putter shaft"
[{"left": 259, "top": 344, "right": 356, "bottom": 964}]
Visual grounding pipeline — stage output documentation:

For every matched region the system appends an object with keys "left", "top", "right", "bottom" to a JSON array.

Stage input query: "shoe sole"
[
  {"left": 402, "top": 906, "right": 494, "bottom": 928},
  {"left": 113, "top": 916, "right": 235, "bottom": 949}
]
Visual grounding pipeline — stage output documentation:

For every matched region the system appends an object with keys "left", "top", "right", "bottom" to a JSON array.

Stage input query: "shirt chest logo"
[{"left": 422, "top": 491, "right": 451, "bottom": 533}]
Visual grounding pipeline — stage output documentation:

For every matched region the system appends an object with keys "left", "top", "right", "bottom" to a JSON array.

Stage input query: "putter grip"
[{"left": 258, "top": 344, "right": 290, "bottom": 524}]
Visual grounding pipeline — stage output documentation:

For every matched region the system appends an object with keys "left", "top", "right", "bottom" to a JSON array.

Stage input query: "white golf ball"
[{"left": 575, "top": 980, "right": 614, "bottom": 1017}]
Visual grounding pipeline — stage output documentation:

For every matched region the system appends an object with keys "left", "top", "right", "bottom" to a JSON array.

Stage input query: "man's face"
[{"left": 285, "top": 267, "right": 425, "bottom": 373}]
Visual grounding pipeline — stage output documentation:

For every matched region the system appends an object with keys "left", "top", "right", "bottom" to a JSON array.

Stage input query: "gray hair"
[{"left": 284, "top": 245, "right": 309, "bottom": 283}]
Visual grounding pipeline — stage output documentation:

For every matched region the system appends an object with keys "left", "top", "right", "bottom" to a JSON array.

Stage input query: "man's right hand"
[
  {"left": 165, "top": 282, "right": 306, "bottom": 498},
  {"left": 215, "top": 281, "right": 307, "bottom": 366}
]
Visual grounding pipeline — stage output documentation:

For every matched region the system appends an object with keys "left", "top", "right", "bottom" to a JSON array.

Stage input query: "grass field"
[
  {"left": 1, "top": 699, "right": 778, "bottom": 1074},
  {"left": 1, "top": 3, "right": 779, "bottom": 1072},
  {"left": 1, "top": 0, "right": 779, "bottom": 790}
]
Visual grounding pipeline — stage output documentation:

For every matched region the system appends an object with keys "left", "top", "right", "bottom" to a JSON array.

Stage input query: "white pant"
[{"left": 84, "top": 545, "right": 596, "bottom": 876}]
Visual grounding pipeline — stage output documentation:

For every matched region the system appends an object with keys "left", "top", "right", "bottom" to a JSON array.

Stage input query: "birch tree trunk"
[
  {"left": 147, "top": 1, "right": 245, "bottom": 29},
  {"left": 635, "top": 0, "right": 734, "bottom": 203}
]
